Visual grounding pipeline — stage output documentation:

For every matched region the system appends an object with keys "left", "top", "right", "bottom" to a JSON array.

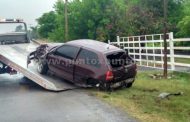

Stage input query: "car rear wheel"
[
  {"left": 37, "top": 60, "right": 48, "bottom": 74},
  {"left": 125, "top": 83, "right": 133, "bottom": 88},
  {"left": 99, "top": 82, "right": 111, "bottom": 91}
]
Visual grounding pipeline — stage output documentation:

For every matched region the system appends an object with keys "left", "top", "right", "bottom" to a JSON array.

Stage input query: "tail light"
[{"left": 106, "top": 71, "right": 114, "bottom": 81}]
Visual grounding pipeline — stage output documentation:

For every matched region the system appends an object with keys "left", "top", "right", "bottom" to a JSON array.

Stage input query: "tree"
[
  {"left": 126, "top": 0, "right": 184, "bottom": 36},
  {"left": 36, "top": 0, "right": 186, "bottom": 43},
  {"left": 30, "top": 26, "right": 39, "bottom": 39},
  {"left": 177, "top": 0, "right": 190, "bottom": 37},
  {"left": 178, "top": 16, "right": 190, "bottom": 37},
  {"left": 15, "top": 25, "right": 24, "bottom": 32},
  {"left": 176, "top": 0, "right": 190, "bottom": 46},
  {"left": 37, "top": 11, "right": 56, "bottom": 38}
]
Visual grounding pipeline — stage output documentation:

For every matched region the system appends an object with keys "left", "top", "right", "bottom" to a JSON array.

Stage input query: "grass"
[
  {"left": 175, "top": 58, "right": 190, "bottom": 64},
  {"left": 92, "top": 71, "right": 190, "bottom": 122}
]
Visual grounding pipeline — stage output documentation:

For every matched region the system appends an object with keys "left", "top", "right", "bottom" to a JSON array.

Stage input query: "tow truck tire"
[{"left": 37, "top": 60, "right": 48, "bottom": 74}]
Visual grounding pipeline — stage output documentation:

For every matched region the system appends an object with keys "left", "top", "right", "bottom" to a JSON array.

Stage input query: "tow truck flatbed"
[{"left": 0, "top": 43, "right": 77, "bottom": 91}]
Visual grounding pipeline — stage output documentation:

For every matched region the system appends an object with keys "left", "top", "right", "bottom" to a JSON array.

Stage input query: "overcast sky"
[{"left": 0, "top": 0, "right": 57, "bottom": 33}]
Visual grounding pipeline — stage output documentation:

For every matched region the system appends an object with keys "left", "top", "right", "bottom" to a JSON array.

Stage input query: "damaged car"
[{"left": 27, "top": 40, "right": 137, "bottom": 90}]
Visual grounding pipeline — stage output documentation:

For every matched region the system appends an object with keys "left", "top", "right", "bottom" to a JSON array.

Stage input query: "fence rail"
[{"left": 109, "top": 32, "right": 190, "bottom": 72}]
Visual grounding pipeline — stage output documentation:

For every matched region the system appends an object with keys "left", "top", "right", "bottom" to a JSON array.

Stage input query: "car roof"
[{"left": 67, "top": 39, "right": 123, "bottom": 53}]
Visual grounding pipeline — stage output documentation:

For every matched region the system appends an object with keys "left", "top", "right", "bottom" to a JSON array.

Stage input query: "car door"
[
  {"left": 47, "top": 45, "right": 80, "bottom": 82},
  {"left": 74, "top": 48, "right": 101, "bottom": 84}
]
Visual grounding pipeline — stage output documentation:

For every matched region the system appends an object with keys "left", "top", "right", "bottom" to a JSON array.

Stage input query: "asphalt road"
[{"left": 0, "top": 74, "right": 136, "bottom": 122}]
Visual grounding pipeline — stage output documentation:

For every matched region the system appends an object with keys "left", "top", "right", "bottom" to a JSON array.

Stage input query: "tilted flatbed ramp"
[{"left": 0, "top": 43, "right": 77, "bottom": 91}]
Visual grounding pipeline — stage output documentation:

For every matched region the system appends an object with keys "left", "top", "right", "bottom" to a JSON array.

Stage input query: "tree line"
[{"left": 32, "top": 0, "right": 190, "bottom": 44}]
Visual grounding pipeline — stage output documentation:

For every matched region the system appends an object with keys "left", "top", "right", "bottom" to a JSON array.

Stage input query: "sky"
[{"left": 0, "top": 0, "right": 57, "bottom": 33}]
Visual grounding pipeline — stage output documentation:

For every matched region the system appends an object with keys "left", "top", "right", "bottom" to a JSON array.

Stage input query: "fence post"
[
  {"left": 138, "top": 36, "right": 142, "bottom": 66},
  {"left": 169, "top": 32, "right": 175, "bottom": 70},
  {"left": 117, "top": 36, "right": 120, "bottom": 46}
]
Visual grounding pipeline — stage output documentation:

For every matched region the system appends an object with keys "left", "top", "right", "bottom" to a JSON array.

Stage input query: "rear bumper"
[
  {"left": 112, "top": 64, "right": 137, "bottom": 82},
  {"left": 111, "top": 78, "right": 135, "bottom": 88}
]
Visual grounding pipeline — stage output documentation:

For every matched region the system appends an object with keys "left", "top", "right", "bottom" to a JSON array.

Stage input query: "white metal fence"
[{"left": 108, "top": 32, "right": 190, "bottom": 72}]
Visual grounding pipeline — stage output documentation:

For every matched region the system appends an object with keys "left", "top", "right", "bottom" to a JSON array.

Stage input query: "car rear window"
[
  {"left": 77, "top": 49, "right": 100, "bottom": 68},
  {"left": 107, "top": 51, "right": 131, "bottom": 68}
]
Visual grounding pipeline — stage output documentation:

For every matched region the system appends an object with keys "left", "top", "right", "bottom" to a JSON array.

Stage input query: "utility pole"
[
  {"left": 64, "top": 0, "right": 68, "bottom": 41},
  {"left": 163, "top": 0, "right": 168, "bottom": 78}
]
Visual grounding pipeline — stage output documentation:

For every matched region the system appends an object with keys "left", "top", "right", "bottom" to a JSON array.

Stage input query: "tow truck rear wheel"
[{"left": 37, "top": 60, "right": 48, "bottom": 74}]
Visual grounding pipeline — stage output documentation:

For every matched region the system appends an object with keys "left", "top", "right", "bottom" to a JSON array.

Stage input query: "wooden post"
[{"left": 163, "top": 0, "right": 168, "bottom": 78}]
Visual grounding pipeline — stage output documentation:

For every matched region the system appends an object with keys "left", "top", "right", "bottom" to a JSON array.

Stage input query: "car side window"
[
  {"left": 55, "top": 45, "right": 79, "bottom": 60},
  {"left": 78, "top": 49, "right": 100, "bottom": 68}
]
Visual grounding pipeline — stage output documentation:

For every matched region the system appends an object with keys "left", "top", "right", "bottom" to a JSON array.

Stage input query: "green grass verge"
[
  {"left": 175, "top": 58, "right": 190, "bottom": 64},
  {"left": 93, "top": 71, "right": 190, "bottom": 122}
]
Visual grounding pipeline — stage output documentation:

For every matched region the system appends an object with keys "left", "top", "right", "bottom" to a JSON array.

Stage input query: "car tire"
[
  {"left": 125, "top": 83, "right": 133, "bottom": 88},
  {"left": 99, "top": 82, "right": 111, "bottom": 91},
  {"left": 37, "top": 60, "right": 48, "bottom": 74}
]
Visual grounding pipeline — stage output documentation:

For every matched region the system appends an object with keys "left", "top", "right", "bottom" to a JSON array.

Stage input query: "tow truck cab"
[
  {"left": 0, "top": 18, "right": 30, "bottom": 45},
  {"left": 0, "top": 19, "right": 29, "bottom": 74}
]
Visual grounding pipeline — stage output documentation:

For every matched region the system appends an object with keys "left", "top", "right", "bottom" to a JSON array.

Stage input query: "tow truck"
[{"left": 0, "top": 19, "right": 76, "bottom": 91}]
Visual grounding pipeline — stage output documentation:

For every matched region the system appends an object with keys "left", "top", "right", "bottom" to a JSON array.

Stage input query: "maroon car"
[{"left": 28, "top": 40, "right": 137, "bottom": 90}]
